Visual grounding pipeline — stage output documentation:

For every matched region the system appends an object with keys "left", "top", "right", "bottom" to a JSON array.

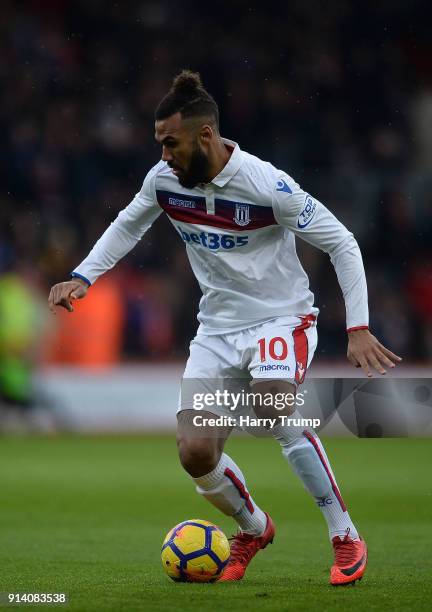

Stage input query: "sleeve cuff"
[
  {"left": 71, "top": 272, "right": 92, "bottom": 286},
  {"left": 346, "top": 325, "right": 369, "bottom": 333}
]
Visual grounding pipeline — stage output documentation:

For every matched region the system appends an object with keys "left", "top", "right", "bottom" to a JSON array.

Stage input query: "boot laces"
[
  {"left": 334, "top": 529, "right": 358, "bottom": 566},
  {"left": 228, "top": 532, "right": 258, "bottom": 565}
]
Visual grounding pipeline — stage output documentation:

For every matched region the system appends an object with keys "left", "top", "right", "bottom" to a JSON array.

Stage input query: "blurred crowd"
[{"left": 1, "top": 0, "right": 431, "bottom": 378}]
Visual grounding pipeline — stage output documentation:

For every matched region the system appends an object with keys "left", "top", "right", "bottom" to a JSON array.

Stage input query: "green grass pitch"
[{"left": 1, "top": 436, "right": 431, "bottom": 611}]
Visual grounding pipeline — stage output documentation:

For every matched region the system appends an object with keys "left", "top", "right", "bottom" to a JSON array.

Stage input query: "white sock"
[
  {"left": 193, "top": 452, "right": 267, "bottom": 536},
  {"left": 303, "top": 432, "right": 359, "bottom": 540},
  {"left": 272, "top": 416, "right": 359, "bottom": 541}
]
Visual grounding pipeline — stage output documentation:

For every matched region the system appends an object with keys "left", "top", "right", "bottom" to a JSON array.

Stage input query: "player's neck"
[{"left": 206, "top": 138, "right": 232, "bottom": 182}]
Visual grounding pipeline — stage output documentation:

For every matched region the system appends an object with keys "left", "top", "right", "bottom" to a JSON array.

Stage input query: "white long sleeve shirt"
[{"left": 72, "top": 139, "right": 369, "bottom": 334}]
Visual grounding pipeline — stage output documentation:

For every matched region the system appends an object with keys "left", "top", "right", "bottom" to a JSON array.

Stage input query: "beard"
[{"left": 177, "top": 145, "right": 210, "bottom": 189}]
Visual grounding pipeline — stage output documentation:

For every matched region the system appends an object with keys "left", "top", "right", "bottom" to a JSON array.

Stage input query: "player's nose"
[{"left": 162, "top": 146, "right": 173, "bottom": 163}]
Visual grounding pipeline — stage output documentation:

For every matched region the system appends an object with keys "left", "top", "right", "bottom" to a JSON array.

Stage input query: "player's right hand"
[{"left": 48, "top": 279, "right": 89, "bottom": 313}]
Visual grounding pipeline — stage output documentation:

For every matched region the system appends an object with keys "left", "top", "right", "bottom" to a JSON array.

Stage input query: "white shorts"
[{"left": 178, "top": 314, "right": 317, "bottom": 415}]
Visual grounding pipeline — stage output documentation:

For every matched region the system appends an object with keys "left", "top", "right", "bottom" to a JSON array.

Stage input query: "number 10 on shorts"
[{"left": 258, "top": 337, "right": 288, "bottom": 362}]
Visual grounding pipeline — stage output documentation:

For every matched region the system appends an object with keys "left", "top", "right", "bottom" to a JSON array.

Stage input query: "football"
[{"left": 161, "top": 519, "right": 230, "bottom": 582}]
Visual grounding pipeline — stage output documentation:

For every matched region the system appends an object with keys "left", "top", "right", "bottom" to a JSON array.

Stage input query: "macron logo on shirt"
[{"left": 276, "top": 179, "right": 292, "bottom": 194}]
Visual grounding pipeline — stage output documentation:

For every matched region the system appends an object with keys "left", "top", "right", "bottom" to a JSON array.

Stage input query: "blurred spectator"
[
  {"left": 43, "top": 275, "right": 125, "bottom": 367},
  {"left": 0, "top": 271, "right": 39, "bottom": 407},
  {"left": 0, "top": 263, "right": 59, "bottom": 432},
  {"left": 406, "top": 255, "right": 432, "bottom": 359}
]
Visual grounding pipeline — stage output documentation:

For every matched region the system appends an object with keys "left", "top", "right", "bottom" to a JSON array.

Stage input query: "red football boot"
[
  {"left": 218, "top": 513, "right": 275, "bottom": 582},
  {"left": 330, "top": 530, "right": 368, "bottom": 586}
]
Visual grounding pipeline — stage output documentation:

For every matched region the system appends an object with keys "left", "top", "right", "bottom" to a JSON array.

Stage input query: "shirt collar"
[{"left": 210, "top": 138, "right": 243, "bottom": 187}]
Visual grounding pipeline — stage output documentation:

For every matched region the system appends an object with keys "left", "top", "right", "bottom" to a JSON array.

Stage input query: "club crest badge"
[{"left": 234, "top": 203, "right": 251, "bottom": 226}]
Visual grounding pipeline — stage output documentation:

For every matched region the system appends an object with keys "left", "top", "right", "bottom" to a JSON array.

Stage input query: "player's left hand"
[{"left": 347, "top": 329, "right": 402, "bottom": 377}]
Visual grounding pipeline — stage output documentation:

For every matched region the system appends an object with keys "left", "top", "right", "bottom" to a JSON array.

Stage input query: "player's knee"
[
  {"left": 177, "top": 437, "right": 221, "bottom": 477},
  {"left": 252, "top": 379, "right": 297, "bottom": 419}
]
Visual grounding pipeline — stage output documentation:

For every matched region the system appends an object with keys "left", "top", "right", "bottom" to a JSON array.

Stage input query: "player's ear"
[{"left": 199, "top": 124, "right": 213, "bottom": 144}]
